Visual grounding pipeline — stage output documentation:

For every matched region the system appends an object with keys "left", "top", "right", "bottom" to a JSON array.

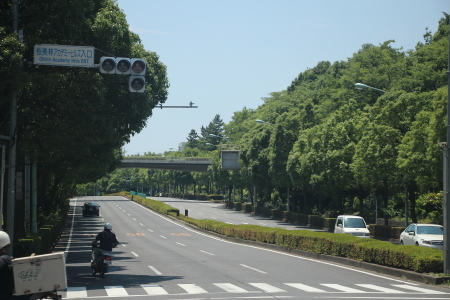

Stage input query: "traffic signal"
[
  {"left": 115, "top": 58, "right": 131, "bottom": 75},
  {"left": 129, "top": 76, "right": 145, "bottom": 93},
  {"left": 99, "top": 57, "right": 116, "bottom": 74},
  {"left": 131, "top": 59, "right": 146, "bottom": 75},
  {"left": 99, "top": 56, "right": 146, "bottom": 92}
]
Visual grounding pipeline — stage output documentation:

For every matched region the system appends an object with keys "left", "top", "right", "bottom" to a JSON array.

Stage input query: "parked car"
[
  {"left": 334, "top": 215, "right": 371, "bottom": 238},
  {"left": 82, "top": 202, "right": 100, "bottom": 217},
  {"left": 399, "top": 223, "right": 443, "bottom": 250}
]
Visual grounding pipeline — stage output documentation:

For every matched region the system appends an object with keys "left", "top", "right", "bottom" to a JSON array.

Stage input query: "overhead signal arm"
[{"left": 158, "top": 101, "right": 198, "bottom": 109}]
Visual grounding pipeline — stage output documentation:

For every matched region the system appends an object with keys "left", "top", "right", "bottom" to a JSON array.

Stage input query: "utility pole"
[{"left": 6, "top": 0, "right": 19, "bottom": 254}]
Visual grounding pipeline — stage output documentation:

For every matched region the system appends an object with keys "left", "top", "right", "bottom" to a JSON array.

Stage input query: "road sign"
[{"left": 34, "top": 44, "right": 95, "bottom": 67}]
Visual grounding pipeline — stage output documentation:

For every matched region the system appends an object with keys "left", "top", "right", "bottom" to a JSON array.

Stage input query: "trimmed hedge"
[{"left": 14, "top": 199, "right": 69, "bottom": 258}]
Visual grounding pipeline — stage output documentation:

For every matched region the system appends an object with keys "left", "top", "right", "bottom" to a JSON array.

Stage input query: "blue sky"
[{"left": 116, "top": 0, "right": 449, "bottom": 155}]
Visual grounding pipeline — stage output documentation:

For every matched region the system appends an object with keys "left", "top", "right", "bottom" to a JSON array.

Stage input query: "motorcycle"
[{"left": 91, "top": 243, "right": 113, "bottom": 277}]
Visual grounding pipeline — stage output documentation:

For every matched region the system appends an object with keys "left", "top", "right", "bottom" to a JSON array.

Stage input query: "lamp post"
[
  {"left": 444, "top": 19, "right": 450, "bottom": 275},
  {"left": 256, "top": 119, "right": 274, "bottom": 125},
  {"left": 354, "top": 83, "right": 386, "bottom": 225},
  {"left": 354, "top": 83, "right": 386, "bottom": 93}
]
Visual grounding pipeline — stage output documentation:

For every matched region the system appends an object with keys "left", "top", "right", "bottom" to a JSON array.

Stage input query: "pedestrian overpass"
[{"left": 119, "top": 157, "right": 212, "bottom": 172}]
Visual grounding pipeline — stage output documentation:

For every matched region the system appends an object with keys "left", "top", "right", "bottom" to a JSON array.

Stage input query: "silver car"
[{"left": 399, "top": 223, "right": 443, "bottom": 250}]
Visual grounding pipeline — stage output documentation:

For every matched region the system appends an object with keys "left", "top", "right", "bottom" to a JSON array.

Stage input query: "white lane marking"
[
  {"left": 249, "top": 283, "right": 286, "bottom": 293},
  {"left": 141, "top": 284, "right": 169, "bottom": 295},
  {"left": 176, "top": 242, "right": 186, "bottom": 246},
  {"left": 211, "top": 217, "right": 217, "bottom": 219},
  {"left": 148, "top": 266, "right": 163, "bottom": 275},
  {"left": 356, "top": 284, "right": 405, "bottom": 293},
  {"left": 104, "top": 286, "right": 128, "bottom": 296},
  {"left": 391, "top": 284, "right": 448, "bottom": 294},
  {"left": 160, "top": 235, "right": 167, "bottom": 239},
  {"left": 123, "top": 210, "right": 126, "bottom": 212},
  {"left": 199, "top": 250, "right": 215, "bottom": 256},
  {"left": 127, "top": 197, "right": 412, "bottom": 284},
  {"left": 240, "top": 264, "right": 267, "bottom": 274},
  {"left": 139, "top": 223, "right": 144, "bottom": 226},
  {"left": 131, "top": 251, "right": 139, "bottom": 257},
  {"left": 120, "top": 243, "right": 126, "bottom": 247},
  {"left": 66, "top": 287, "right": 87, "bottom": 298},
  {"left": 226, "top": 222, "right": 233, "bottom": 224},
  {"left": 148, "top": 229, "right": 154, "bottom": 232},
  {"left": 64, "top": 198, "right": 78, "bottom": 260},
  {"left": 321, "top": 284, "right": 366, "bottom": 293},
  {"left": 214, "top": 283, "right": 248, "bottom": 293},
  {"left": 133, "top": 218, "right": 137, "bottom": 221},
  {"left": 285, "top": 283, "right": 326, "bottom": 293},
  {"left": 127, "top": 213, "right": 131, "bottom": 216},
  {"left": 178, "top": 284, "right": 208, "bottom": 294}
]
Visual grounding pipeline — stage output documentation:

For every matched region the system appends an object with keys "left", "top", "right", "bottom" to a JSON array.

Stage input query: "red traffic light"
[{"left": 131, "top": 59, "right": 146, "bottom": 75}]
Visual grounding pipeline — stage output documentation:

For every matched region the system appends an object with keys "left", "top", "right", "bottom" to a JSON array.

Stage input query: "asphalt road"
[
  {"left": 58, "top": 196, "right": 450, "bottom": 300},
  {"left": 153, "top": 196, "right": 328, "bottom": 231}
]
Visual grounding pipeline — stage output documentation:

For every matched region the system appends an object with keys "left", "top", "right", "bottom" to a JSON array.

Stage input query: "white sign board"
[
  {"left": 221, "top": 150, "right": 241, "bottom": 170},
  {"left": 34, "top": 44, "right": 95, "bottom": 67}
]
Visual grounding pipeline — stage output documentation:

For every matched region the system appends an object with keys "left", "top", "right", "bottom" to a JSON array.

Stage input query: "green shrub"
[
  {"left": 372, "top": 225, "right": 404, "bottom": 239},
  {"left": 296, "top": 213, "right": 309, "bottom": 224},
  {"left": 309, "top": 215, "right": 324, "bottom": 227},
  {"left": 272, "top": 209, "right": 284, "bottom": 220}
]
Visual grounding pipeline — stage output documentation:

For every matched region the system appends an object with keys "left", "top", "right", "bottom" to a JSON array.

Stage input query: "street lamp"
[
  {"left": 256, "top": 119, "right": 274, "bottom": 125},
  {"left": 354, "top": 83, "right": 386, "bottom": 93},
  {"left": 444, "top": 20, "right": 450, "bottom": 274}
]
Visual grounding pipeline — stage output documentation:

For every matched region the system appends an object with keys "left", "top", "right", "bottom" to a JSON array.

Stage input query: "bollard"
[
  {"left": 177, "top": 210, "right": 180, "bottom": 217},
  {"left": 185, "top": 209, "right": 188, "bottom": 217}
]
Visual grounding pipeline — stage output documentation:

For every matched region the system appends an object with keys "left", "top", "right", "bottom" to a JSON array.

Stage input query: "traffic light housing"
[
  {"left": 99, "top": 56, "right": 146, "bottom": 92},
  {"left": 99, "top": 57, "right": 116, "bottom": 74},
  {"left": 129, "top": 76, "right": 145, "bottom": 93},
  {"left": 115, "top": 58, "right": 131, "bottom": 75},
  {"left": 131, "top": 59, "right": 146, "bottom": 75}
]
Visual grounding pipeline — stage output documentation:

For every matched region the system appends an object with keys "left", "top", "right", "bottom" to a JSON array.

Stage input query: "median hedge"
[{"left": 123, "top": 193, "right": 443, "bottom": 274}]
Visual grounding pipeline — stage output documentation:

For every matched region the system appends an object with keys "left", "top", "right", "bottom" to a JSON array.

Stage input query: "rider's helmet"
[
  {"left": 104, "top": 223, "right": 113, "bottom": 230},
  {"left": 0, "top": 231, "right": 11, "bottom": 250}
]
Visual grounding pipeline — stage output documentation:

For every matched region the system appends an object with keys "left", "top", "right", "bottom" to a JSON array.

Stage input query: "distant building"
[{"left": 178, "top": 142, "right": 186, "bottom": 151}]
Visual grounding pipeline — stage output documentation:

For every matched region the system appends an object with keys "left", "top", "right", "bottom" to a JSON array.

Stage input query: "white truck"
[{"left": 334, "top": 215, "right": 371, "bottom": 238}]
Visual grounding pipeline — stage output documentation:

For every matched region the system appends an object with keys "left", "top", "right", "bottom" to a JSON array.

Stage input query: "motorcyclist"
[
  {"left": 91, "top": 223, "right": 118, "bottom": 268},
  {"left": 0, "top": 231, "right": 14, "bottom": 300}
]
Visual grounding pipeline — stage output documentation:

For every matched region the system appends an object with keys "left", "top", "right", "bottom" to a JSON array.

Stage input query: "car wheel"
[
  {"left": 399, "top": 240, "right": 404, "bottom": 245},
  {"left": 415, "top": 242, "right": 419, "bottom": 246}
]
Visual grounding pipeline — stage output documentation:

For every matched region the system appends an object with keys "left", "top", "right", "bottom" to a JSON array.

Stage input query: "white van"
[{"left": 334, "top": 215, "right": 371, "bottom": 238}]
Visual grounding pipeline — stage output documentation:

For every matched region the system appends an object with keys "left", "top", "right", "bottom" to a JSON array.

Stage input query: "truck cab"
[{"left": 334, "top": 215, "right": 371, "bottom": 238}]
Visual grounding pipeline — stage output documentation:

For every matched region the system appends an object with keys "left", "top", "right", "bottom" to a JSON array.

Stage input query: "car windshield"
[
  {"left": 417, "top": 226, "right": 443, "bottom": 235},
  {"left": 344, "top": 218, "right": 366, "bottom": 228}
]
